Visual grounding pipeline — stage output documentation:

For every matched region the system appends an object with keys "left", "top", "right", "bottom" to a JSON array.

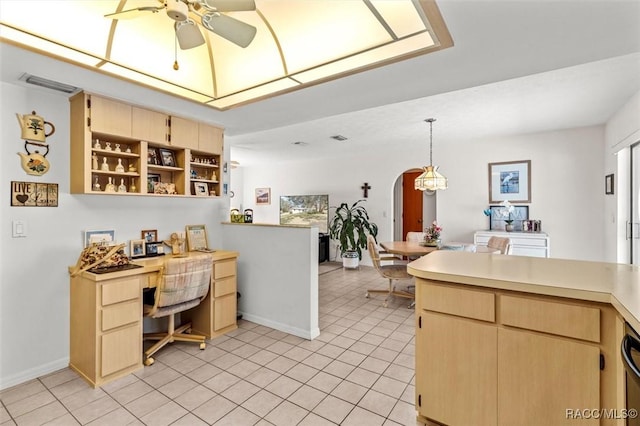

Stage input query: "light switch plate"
[{"left": 12, "top": 220, "right": 27, "bottom": 238}]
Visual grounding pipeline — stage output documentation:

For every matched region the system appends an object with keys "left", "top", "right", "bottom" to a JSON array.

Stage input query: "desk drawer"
[
  {"left": 500, "top": 295, "right": 600, "bottom": 342},
  {"left": 101, "top": 277, "right": 140, "bottom": 306},
  {"left": 214, "top": 260, "right": 236, "bottom": 279},
  {"left": 420, "top": 282, "right": 495, "bottom": 322},
  {"left": 102, "top": 300, "right": 140, "bottom": 331},
  {"left": 214, "top": 276, "right": 236, "bottom": 297}
]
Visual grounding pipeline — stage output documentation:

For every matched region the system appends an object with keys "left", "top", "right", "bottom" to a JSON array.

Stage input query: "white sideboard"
[{"left": 474, "top": 231, "right": 550, "bottom": 258}]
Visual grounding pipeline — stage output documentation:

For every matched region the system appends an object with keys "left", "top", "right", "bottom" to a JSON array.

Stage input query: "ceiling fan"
[{"left": 105, "top": 0, "right": 257, "bottom": 50}]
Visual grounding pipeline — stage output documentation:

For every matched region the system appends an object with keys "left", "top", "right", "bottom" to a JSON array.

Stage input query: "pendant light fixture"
[{"left": 414, "top": 118, "right": 448, "bottom": 191}]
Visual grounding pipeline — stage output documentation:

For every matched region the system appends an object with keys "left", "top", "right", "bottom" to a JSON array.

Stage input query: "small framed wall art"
[
  {"left": 605, "top": 174, "right": 614, "bottom": 195},
  {"left": 11, "top": 181, "right": 58, "bottom": 207},
  {"left": 255, "top": 187, "right": 271, "bottom": 205},
  {"left": 488, "top": 160, "right": 531, "bottom": 203}
]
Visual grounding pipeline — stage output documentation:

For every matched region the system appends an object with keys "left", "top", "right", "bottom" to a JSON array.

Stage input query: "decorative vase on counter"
[{"left": 424, "top": 239, "right": 440, "bottom": 247}]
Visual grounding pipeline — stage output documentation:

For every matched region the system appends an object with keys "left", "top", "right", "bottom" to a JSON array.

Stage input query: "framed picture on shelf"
[
  {"left": 159, "top": 148, "right": 177, "bottom": 167},
  {"left": 147, "top": 174, "right": 161, "bottom": 192},
  {"left": 488, "top": 160, "right": 531, "bottom": 203},
  {"left": 141, "top": 229, "right": 158, "bottom": 242},
  {"left": 145, "top": 241, "right": 164, "bottom": 257},
  {"left": 84, "top": 229, "right": 115, "bottom": 247},
  {"left": 193, "top": 182, "right": 208, "bottom": 196},
  {"left": 185, "top": 224, "right": 210, "bottom": 251},
  {"left": 147, "top": 147, "right": 160, "bottom": 165},
  {"left": 255, "top": 187, "right": 271, "bottom": 205},
  {"left": 130, "top": 239, "right": 146, "bottom": 258},
  {"left": 489, "top": 205, "right": 529, "bottom": 231}
]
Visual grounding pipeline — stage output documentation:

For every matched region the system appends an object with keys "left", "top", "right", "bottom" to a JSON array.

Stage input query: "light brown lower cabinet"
[{"left": 415, "top": 279, "right": 622, "bottom": 426}]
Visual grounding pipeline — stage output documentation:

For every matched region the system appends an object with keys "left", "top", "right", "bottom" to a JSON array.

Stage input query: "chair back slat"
[{"left": 487, "top": 236, "right": 512, "bottom": 254}]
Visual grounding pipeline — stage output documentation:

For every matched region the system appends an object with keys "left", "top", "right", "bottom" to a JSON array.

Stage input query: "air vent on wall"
[
  {"left": 330, "top": 135, "right": 348, "bottom": 141},
  {"left": 19, "top": 73, "right": 80, "bottom": 94}
]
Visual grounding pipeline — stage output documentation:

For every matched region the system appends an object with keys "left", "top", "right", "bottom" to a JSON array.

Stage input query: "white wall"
[
  {"left": 221, "top": 223, "right": 319, "bottom": 340},
  {"left": 605, "top": 90, "right": 640, "bottom": 263},
  {"left": 0, "top": 82, "right": 230, "bottom": 389},
  {"left": 233, "top": 125, "right": 606, "bottom": 263}
]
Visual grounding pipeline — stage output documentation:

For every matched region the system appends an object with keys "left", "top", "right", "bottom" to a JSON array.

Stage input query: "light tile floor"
[{"left": 1, "top": 265, "right": 420, "bottom": 425}]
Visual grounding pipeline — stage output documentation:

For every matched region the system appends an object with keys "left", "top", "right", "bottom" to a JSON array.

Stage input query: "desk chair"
[
  {"left": 366, "top": 235, "right": 414, "bottom": 308},
  {"left": 487, "top": 236, "right": 512, "bottom": 254},
  {"left": 143, "top": 253, "right": 213, "bottom": 366}
]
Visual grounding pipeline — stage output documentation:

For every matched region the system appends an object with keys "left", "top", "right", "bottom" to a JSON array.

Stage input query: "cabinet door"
[
  {"left": 101, "top": 324, "right": 141, "bottom": 377},
  {"left": 417, "top": 312, "right": 497, "bottom": 425},
  {"left": 132, "top": 107, "right": 168, "bottom": 145},
  {"left": 198, "top": 123, "right": 223, "bottom": 154},
  {"left": 89, "top": 95, "right": 132, "bottom": 137},
  {"left": 498, "top": 328, "right": 599, "bottom": 426},
  {"left": 214, "top": 293, "right": 236, "bottom": 331},
  {"left": 170, "top": 116, "right": 198, "bottom": 150}
]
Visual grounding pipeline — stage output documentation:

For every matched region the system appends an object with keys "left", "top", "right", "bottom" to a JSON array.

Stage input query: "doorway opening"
[{"left": 393, "top": 169, "right": 437, "bottom": 241}]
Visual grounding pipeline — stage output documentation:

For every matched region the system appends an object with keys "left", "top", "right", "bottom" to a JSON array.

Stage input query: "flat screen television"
[{"left": 279, "top": 194, "right": 329, "bottom": 234}]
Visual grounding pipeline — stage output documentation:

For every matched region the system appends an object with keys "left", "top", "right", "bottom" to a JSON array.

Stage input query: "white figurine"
[
  {"left": 92, "top": 153, "right": 99, "bottom": 170},
  {"left": 117, "top": 178, "right": 127, "bottom": 193},
  {"left": 114, "top": 143, "right": 121, "bottom": 152},
  {"left": 93, "top": 139, "right": 101, "bottom": 149},
  {"left": 93, "top": 177, "right": 101, "bottom": 191},
  {"left": 115, "top": 158, "right": 125, "bottom": 173},
  {"left": 104, "top": 142, "right": 112, "bottom": 151},
  {"left": 125, "top": 146, "right": 132, "bottom": 153},
  {"left": 101, "top": 157, "right": 110, "bottom": 171},
  {"left": 104, "top": 177, "right": 116, "bottom": 192}
]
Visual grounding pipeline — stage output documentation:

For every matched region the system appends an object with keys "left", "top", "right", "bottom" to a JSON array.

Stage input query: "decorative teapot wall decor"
[
  {"left": 16, "top": 110, "right": 55, "bottom": 176},
  {"left": 16, "top": 111, "right": 55, "bottom": 143},
  {"left": 18, "top": 141, "right": 50, "bottom": 176}
]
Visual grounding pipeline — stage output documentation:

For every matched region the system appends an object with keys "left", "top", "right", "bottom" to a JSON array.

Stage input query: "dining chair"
[
  {"left": 366, "top": 235, "right": 414, "bottom": 308},
  {"left": 142, "top": 253, "right": 213, "bottom": 366},
  {"left": 487, "top": 236, "right": 512, "bottom": 254}
]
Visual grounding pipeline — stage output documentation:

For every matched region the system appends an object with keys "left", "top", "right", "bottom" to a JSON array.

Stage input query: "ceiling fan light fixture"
[
  {"left": 201, "top": 12, "right": 257, "bottom": 47},
  {"left": 175, "top": 20, "right": 205, "bottom": 49},
  {"left": 166, "top": 0, "right": 189, "bottom": 21}
]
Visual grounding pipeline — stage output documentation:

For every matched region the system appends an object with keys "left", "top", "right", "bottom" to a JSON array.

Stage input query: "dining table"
[{"left": 379, "top": 241, "right": 500, "bottom": 257}]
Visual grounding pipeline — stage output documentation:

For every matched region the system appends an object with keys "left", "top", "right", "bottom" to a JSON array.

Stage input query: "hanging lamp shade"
[
  {"left": 414, "top": 165, "right": 448, "bottom": 190},
  {"left": 415, "top": 118, "right": 447, "bottom": 191}
]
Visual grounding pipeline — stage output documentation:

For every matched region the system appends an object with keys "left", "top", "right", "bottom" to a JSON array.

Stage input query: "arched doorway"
[{"left": 393, "top": 169, "right": 437, "bottom": 241}]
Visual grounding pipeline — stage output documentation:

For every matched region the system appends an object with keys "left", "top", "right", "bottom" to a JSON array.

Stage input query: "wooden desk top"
[
  {"left": 69, "top": 250, "right": 239, "bottom": 282},
  {"left": 380, "top": 241, "right": 437, "bottom": 257}
]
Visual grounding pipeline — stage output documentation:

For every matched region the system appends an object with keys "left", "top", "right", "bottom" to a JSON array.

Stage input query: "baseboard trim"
[
  {"left": 239, "top": 312, "right": 320, "bottom": 340},
  {"left": 0, "top": 357, "right": 69, "bottom": 391}
]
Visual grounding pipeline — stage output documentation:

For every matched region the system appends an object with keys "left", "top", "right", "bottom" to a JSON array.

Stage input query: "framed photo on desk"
[{"left": 185, "top": 224, "right": 210, "bottom": 251}]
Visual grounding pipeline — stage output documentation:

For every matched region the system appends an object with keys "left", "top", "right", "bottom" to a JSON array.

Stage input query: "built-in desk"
[{"left": 68, "top": 250, "right": 238, "bottom": 388}]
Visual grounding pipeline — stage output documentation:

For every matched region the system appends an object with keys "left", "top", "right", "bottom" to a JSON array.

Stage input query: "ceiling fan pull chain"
[{"left": 173, "top": 33, "right": 179, "bottom": 70}]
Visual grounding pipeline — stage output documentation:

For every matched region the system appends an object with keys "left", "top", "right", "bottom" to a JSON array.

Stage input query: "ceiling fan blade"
[
  {"left": 203, "top": 0, "right": 256, "bottom": 12},
  {"left": 175, "top": 20, "right": 205, "bottom": 49},
  {"left": 105, "top": 6, "right": 163, "bottom": 19},
  {"left": 201, "top": 13, "right": 257, "bottom": 48}
]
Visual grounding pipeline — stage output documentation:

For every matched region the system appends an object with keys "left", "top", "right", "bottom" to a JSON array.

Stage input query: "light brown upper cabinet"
[
  {"left": 170, "top": 117, "right": 223, "bottom": 154},
  {"left": 132, "top": 107, "right": 169, "bottom": 146},
  {"left": 88, "top": 95, "right": 132, "bottom": 138},
  {"left": 170, "top": 116, "right": 199, "bottom": 150}
]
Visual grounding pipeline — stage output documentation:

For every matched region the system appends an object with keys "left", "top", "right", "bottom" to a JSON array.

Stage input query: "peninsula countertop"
[{"left": 408, "top": 251, "right": 640, "bottom": 330}]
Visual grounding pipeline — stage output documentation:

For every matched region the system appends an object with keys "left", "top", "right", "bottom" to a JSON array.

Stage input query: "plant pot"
[
  {"left": 423, "top": 239, "right": 440, "bottom": 247},
  {"left": 505, "top": 223, "right": 514, "bottom": 232},
  {"left": 342, "top": 251, "right": 359, "bottom": 269}
]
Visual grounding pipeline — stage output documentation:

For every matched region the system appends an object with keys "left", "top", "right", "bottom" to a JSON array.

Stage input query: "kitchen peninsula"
[{"left": 408, "top": 251, "right": 639, "bottom": 426}]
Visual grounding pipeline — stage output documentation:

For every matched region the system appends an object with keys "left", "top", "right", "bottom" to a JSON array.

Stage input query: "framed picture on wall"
[
  {"left": 488, "top": 160, "right": 531, "bottom": 203},
  {"left": 605, "top": 174, "right": 614, "bottom": 195},
  {"left": 255, "top": 187, "right": 271, "bottom": 205}
]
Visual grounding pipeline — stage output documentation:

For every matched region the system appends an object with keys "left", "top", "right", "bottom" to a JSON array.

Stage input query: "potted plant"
[{"left": 328, "top": 200, "right": 378, "bottom": 269}]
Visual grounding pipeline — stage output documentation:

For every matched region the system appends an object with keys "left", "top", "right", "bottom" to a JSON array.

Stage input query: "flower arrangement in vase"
[
  {"left": 424, "top": 221, "right": 442, "bottom": 246},
  {"left": 500, "top": 200, "right": 515, "bottom": 231}
]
